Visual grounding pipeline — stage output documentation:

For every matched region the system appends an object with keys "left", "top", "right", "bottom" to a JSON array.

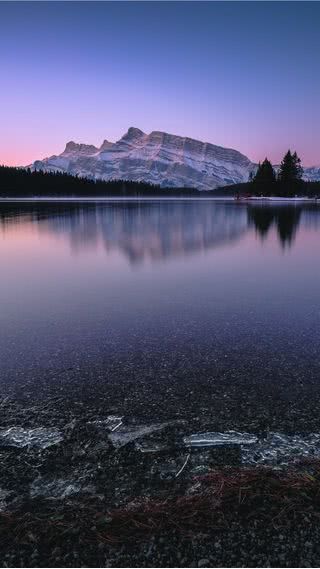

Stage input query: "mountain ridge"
[{"left": 31, "top": 127, "right": 320, "bottom": 190}]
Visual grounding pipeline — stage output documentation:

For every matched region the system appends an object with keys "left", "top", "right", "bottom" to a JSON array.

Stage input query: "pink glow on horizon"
[{"left": 1, "top": 2, "right": 319, "bottom": 168}]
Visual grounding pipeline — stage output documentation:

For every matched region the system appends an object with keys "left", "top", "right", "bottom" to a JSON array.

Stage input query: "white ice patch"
[
  {"left": 184, "top": 431, "right": 258, "bottom": 448},
  {"left": 184, "top": 431, "right": 320, "bottom": 467},
  {"left": 109, "top": 421, "right": 175, "bottom": 448},
  {"left": 0, "top": 427, "right": 63, "bottom": 449},
  {"left": 242, "top": 432, "right": 320, "bottom": 467},
  {"left": 89, "top": 415, "right": 123, "bottom": 432}
]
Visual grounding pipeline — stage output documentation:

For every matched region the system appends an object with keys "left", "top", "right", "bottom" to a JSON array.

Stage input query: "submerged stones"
[
  {"left": 0, "top": 488, "right": 12, "bottom": 511},
  {"left": 30, "top": 476, "right": 95, "bottom": 500},
  {"left": 30, "top": 478, "right": 82, "bottom": 500}
]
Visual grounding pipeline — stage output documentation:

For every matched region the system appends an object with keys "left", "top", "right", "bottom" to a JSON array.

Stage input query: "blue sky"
[{"left": 1, "top": 1, "right": 319, "bottom": 166}]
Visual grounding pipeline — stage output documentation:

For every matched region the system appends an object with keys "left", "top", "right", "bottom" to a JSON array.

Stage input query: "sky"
[{"left": 1, "top": 1, "right": 320, "bottom": 167}]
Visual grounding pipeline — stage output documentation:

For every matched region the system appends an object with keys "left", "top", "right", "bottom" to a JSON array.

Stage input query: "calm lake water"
[{"left": 1, "top": 200, "right": 320, "bottom": 430}]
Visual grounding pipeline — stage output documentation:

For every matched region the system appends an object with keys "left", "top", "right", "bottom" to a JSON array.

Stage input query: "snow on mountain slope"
[
  {"left": 31, "top": 127, "right": 320, "bottom": 190},
  {"left": 31, "top": 127, "right": 254, "bottom": 190},
  {"left": 302, "top": 166, "right": 320, "bottom": 182}
]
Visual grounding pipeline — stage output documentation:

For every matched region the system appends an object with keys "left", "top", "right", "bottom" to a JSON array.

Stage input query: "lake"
[
  {"left": 1, "top": 200, "right": 320, "bottom": 431},
  {"left": 2, "top": 199, "right": 320, "bottom": 565}
]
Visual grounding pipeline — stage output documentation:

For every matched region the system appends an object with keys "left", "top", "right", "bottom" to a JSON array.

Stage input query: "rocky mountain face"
[
  {"left": 31, "top": 127, "right": 254, "bottom": 190},
  {"left": 302, "top": 166, "right": 320, "bottom": 182},
  {"left": 31, "top": 127, "right": 319, "bottom": 190}
]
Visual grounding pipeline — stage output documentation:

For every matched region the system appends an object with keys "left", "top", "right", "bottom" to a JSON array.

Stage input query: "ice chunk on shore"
[
  {"left": 184, "top": 431, "right": 258, "bottom": 448},
  {"left": 90, "top": 415, "right": 123, "bottom": 432},
  {"left": 0, "top": 427, "right": 63, "bottom": 449},
  {"left": 109, "top": 421, "right": 174, "bottom": 448},
  {"left": 183, "top": 430, "right": 320, "bottom": 466},
  {"left": 242, "top": 432, "right": 320, "bottom": 466}
]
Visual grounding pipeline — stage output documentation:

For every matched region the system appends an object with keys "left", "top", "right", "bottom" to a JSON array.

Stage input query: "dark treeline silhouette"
[
  {"left": 250, "top": 150, "right": 305, "bottom": 197},
  {"left": 217, "top": 180, "right": 320, "bottom": 197},
  {"left": 0, "top": 166, "right": 202, "bottom": 197},
  {"left": 2, "top": 163, "right": 320, "bottom": 199},
  {"left": 221, "top": 150, "right": 320, "bottom": 198},
  {"left": 247, "top": 150, "right": 320, "bottom": 197},
  {"left": 248, "top": 205, "right": 302, "bottom": 247},
  {"left": 252, "top": 158, "right": 276, "bottom": 188}
]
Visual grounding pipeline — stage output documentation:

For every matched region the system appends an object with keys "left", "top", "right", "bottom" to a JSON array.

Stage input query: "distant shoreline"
[
  {"left": 1, "top": 166, "right": 320, "bottom": 202},
  {"left": 0, "top": 196, "right": 233, "bottom": 202},
  {"left": 0, "top": 196, "right": 318, "bottom": 203}
]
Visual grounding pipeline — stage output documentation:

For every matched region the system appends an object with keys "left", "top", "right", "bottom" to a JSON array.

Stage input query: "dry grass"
[
  {"left": 1, "top": 460, "right": 320, "bottom": 546},
  {"left": 101, "top": 462, "right": 320, "bottom": 542}
]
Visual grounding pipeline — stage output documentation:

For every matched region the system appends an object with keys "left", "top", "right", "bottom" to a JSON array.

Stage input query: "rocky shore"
[{"left": 2, "top": 357, "right": 320, "bottom": 567}]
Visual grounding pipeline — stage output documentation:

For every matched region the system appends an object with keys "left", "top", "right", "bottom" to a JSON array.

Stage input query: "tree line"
[
  {"left": 250, "top": 150, "right": 310, "bottom": 196},
  {"left": 0, "top": 166, "right": 200, "bottom": 197},
  {"left": 1, "top": 162, "right": 319, "bottom": 198}
]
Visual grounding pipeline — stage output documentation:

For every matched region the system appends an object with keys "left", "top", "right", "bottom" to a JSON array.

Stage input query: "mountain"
[
  {"left": 31, "top": 127, "right": 254, "bottom": 190},
  {"left": 31, "top": 128, "right": 320, "bottom": 190},
  {"left": 302, "top": 166, "right": 320, "bottom": 182}
]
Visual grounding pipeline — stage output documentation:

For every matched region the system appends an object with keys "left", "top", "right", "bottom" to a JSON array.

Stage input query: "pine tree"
[
  {"left": 253, "top": 158, "right": 276, "bottom": 193},
  {"left": 278, "top": 150, "right": 303, "bottom": 192},
  {"left": 292, "top": 151, "right": 303, "bottom": 180}
]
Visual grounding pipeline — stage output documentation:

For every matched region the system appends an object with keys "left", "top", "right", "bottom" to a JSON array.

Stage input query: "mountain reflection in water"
[
  {"left": 0, "top": 200, "right": 317, "bottom": 263},
  {"left": 0, "top": 201, "right": 248, "bottom": 263}
]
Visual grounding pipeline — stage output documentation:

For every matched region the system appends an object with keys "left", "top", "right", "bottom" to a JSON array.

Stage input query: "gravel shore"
[{"left": 1, "top": 352, "right": 320, "bottom": 567}]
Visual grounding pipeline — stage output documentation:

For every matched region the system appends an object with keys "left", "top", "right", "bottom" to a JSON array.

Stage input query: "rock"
[{"left": 198, "top": 559, "right": 210, "bottom": 567}]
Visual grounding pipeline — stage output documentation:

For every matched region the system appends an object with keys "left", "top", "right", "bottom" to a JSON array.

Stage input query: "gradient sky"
[{"left": 1, "top": 1, "right": 320, "bottom": 167}]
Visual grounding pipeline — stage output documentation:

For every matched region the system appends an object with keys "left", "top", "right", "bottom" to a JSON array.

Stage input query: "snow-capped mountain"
[
  {"left": 302, "top": 166, "right": 320, "bottom": 182},
  {"left": 31, "top": 127, "right": 320, "bottom": 190},
  {"left": 31, "top": 127, "right": 254, "bottom": 190}
]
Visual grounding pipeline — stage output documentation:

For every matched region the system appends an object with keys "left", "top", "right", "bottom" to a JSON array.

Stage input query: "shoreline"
[
  {"left": 238, "top": 196, "right": 320, "bottom": 203},
  {"left": 2, "top": 356, "right": 320, "bottom": 567},
  {"left": 0, "top": 196, "right": 233, "bottom": 202},
  {"left": 0, "top": 196, "right": 318, "bottom": 203}
]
